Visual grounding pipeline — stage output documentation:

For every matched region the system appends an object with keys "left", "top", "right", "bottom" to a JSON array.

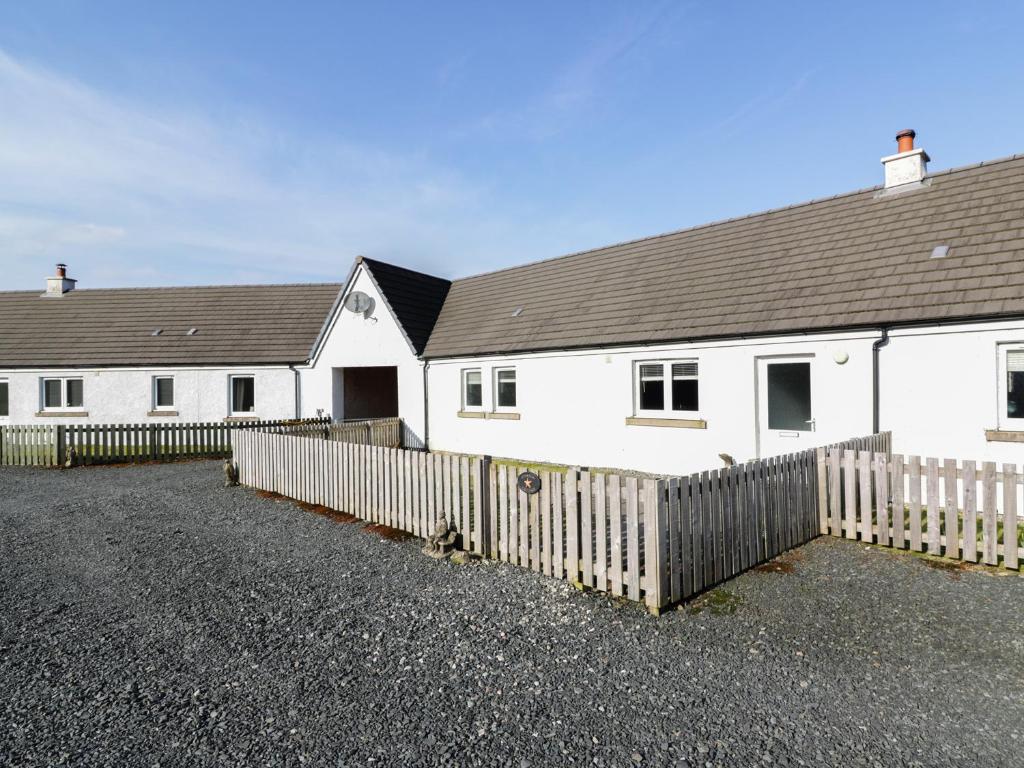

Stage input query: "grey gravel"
[{"left": 2, "top": 462, "right": 1022, "bottom": 767}]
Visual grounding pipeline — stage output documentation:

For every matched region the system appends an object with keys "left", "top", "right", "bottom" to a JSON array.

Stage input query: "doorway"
[
  {"left": 334, "top": 366, "right": 398, "bottom": 420},
  {"left": 757, "top": 356, "right": 815, "bottom": 457}
]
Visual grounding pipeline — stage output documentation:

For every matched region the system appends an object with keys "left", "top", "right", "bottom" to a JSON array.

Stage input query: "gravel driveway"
[{"left": 2, "top": 461, "right": 1022, "bottom": 767}]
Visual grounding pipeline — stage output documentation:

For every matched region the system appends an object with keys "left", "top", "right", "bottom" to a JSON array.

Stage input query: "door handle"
[{"left": 806, "top": 418, "right": 816, "bottom": 431}]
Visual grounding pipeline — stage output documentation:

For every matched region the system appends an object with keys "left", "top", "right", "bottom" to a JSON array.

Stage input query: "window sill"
[
  {"left": 457, "top": 410, "right": 521, "bottom": 421},
  {"left": 489, "top": 411, "right": 521, "bottom": 420},
  {"left": 625, "top": 416, "right": 706, "bottom": 429},
  {"left": 147, "top": 410, "right": 179, "bottom": 417},
  {"left": 985, "top": 429, "right": 1024, "bottom": 443},
  {"left": 224, "top": 415, "right": 260, "bottom": 423},
  {"left": 35, "top": 410, "right": 89, "bottom": 418}
]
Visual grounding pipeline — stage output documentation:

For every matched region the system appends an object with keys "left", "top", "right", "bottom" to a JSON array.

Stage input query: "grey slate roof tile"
[
  {"left": 0, "top": 283, "right": 342, "bottom": 367},
  {"left": 423, "top": 154, "right": 1024, "bottom": 358},
  {"left": 359, "top": 258, "right": 450, "bottom": 355}
]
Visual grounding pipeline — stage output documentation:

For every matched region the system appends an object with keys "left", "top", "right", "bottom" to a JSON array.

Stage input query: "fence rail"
[
  {"left": 234, "top": 430, "right": 889, "bottom": 610},
  {"left": 0, "top": 417, "right": 330, "bottom": 467},
  {"left": 822, "top": 448, "right": 1023, "bottom": 569},
  {"left": 273, "top": 417, "right": 404, "bottom": 448}
]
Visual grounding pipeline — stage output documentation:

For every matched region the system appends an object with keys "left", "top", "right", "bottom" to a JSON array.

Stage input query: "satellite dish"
[{"left": 343, "top": 291, "right": 374, "bottom": 316}]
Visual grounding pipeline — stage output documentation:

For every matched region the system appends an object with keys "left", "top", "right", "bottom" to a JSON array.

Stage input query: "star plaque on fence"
[{"left": 517, "top": 471, "right": 541, "bottom": 495}]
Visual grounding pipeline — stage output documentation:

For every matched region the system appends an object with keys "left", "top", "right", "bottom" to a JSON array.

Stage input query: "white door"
[{"left": 756, "top": 355, "right": 816, "bottom": 457}]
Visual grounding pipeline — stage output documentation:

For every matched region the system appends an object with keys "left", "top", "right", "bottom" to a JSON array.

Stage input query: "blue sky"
[{"left": 1, "top": 1, "right": 1022, "bottom": 289}]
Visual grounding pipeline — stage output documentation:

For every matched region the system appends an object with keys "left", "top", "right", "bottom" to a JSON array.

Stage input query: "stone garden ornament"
[
  {"left": 223, "top": 459, "right": 239, "bottom": 487},
  {"left": 423, "top": 516, "right": 458, "bottom": 559}
]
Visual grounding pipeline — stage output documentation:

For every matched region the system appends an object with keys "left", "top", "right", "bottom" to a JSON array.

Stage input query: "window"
[
  {"left": 999, "top": 347, "right": 1024, "bottom": 428},
  {"left": 766, "top": 362, "right": 812, "bottom": 431},
  {"left": 0, "top": 380, "right": 7, "bottom": 417},
  {"left": 1007, "top": 350, "right": 1024, "bottom": 419},
  {"left": 635, "top": 361, "right": 699, "bottom": 416},
  {"left": 230, "top": 376, "right": 255, "bottom": 415},
  {"left": 41, "top": 377, "right": 84, "bottom": 411},
  {"left": 462, "top": 369, "right": 482, "bottom": 410},
  {"left": 495, "top": 368, "right": 517, "bottom": 410},
  {"left": 153, "top": 376, "right": 175, "bottom": 410}
]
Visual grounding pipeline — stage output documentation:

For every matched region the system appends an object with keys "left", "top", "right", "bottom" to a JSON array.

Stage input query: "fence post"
[
  {"left": 815, "top": 447, "right": 828, "bottom": 534},
  {"left": 149, "top": 425, "right": 158, "bottom": 461},
  {"left": 476, "top": 455, "right": 493, "bottom": 557},
  {"left": 644, "top": 478, "right": 669, "bottom": 613},
  {"left": 56, "top": 425, "right": 66, "bottom": 467}
]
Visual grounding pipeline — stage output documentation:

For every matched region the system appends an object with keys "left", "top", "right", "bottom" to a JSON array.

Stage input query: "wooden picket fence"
[
  {"left": 0, "top": 417, "right": 330, "bottom": 467},
  {"left": 822, "top": 448, "right": 1023, "bottom": 569},
  {"left": 234, "top": 429, "right": 892, "bottom": 611},
  {"left": 274, "top": 417, "right": 405, "bottom": 448},
  {"left": 234, "top": 430, "right": 490, "bottom": 551}
]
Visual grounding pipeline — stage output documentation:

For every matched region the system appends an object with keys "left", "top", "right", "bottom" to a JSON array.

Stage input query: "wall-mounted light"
[{"left": 833, "top": 350, "right": 850, "bottom": 365}]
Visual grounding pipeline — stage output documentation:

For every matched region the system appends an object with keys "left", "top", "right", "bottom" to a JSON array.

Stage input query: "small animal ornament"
[
  {"left": 718, "top": 453, "right": 735, "bottom": 468},
  {"left": 423, "top": 515, "right": 459, "bottom": 559},
  {"left": 223, "top": 459, "right": 239, "bottom": 487}
]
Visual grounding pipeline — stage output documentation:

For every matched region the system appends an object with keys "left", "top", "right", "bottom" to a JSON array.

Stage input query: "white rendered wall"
[
  {"left": 301, "top": 265, "right": 426, "bottom": 447},
  {"left": 881, "top": 320, "right": 1024, "bottom": 464},
  {"left": 0, "top": 366, "right": 296, "bottom": 425},
  {"left": 426, "top": 332, "right": 878, "bottom": 477}
]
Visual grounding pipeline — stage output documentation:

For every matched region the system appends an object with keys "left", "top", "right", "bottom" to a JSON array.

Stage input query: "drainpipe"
[
  {"left": 290, "top": 365, "right": 301, "bottom": 419},
  {"left": 422, "top": 360, "right": 430, "bottom": 450},
  {"left": 872, "top": 328, "right": 890, "bottom": 434}
]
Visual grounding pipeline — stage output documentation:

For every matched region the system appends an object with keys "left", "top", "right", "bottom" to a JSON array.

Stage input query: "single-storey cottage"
[
  {"left": 0, "top": 268, "right": 341, "bottom": 425},
  {"left": 305, "top": 130, "right": 1024, "bottom": 475}
]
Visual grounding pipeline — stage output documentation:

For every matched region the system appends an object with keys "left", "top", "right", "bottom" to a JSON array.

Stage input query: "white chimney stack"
[
  {"left": 881, "top": 129, "right": 929, "bottom": 190},
  {"left": 44, "top": 263, "right": 77, "bottom": 296}
]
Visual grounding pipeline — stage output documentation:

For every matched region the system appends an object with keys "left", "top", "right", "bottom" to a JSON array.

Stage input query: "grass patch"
[
  {"left": 863, "top": 540, "right": 1019, "bottom": 578},
  {"left": 687, "top": 588, "right": 743, "bottom": 616}
]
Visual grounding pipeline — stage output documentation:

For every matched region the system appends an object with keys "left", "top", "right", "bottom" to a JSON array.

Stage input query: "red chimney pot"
[
  {"left": 56, "top": 263, "right": 67, "bottom": 278},
  {"left": 896, "top": 129, "right": 916, "bottom": 154}
]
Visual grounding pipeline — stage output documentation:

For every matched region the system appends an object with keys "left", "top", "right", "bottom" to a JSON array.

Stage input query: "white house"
[
  {"left": 5, "top": 130, "right": 1024, "bottom": 478},
  {"left": 0, "top": 266, "right": 341, "bottom": 425},
  {"left": 305, "top": 130, "right": 1024, "bottom": 475}
]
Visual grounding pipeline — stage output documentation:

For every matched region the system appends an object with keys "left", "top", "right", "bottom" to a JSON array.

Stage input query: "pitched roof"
[
  {"left": 423, "top": 154, "right": 1024, "bottom": 358},
  {"left": 0, "top": 283, "right": 342, "bottom": 367},
  {"left": 360, "top": 257, "right": 450, "bottom": 354}
]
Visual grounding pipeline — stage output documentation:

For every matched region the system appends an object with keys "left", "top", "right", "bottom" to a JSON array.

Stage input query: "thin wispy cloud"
[
  {"left": 0, "top": 49, "right": 504, "bottom": 289},
  {"left": 709, "top": 70, "right": 816, "bottom": 139},
  {"left": 453, "top": 2, "right": 680, "bottom": 142}
]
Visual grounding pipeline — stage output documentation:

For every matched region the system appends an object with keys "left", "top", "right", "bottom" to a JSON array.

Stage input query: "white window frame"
[
  {"left": 0, "top": 378, "right": 8, "bottom": 419},
  {"left": 40, "top": 377, "right": 85, "bottom": 412},
  {"left": 633, "top": 359, "right": 699, "bottom": 418},
  {"left": 493, "top": 367, "right": 518, "bottom": 412},
  {"left": 997, "top": 343, "right": 1024, "bottom": 430},
  {"left": 229, "top": 374, "right": 257, "bottom": 417},
  {"left": 461, "top": 368, "right": 483, "bottom": 411},
  {"left": 152, "top": 376, "right": 175, "bottom": 411}
]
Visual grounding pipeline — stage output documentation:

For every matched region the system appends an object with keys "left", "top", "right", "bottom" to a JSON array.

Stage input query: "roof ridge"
[
  {"left": 0, "top": 281, "right": 344, "bottom": 296},
  {"left": 452, "top": 151, "right": 1024, "bottom": 284}
]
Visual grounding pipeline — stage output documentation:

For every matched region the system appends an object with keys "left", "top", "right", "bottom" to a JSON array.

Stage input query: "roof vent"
[
  {"left": 880, "top": 128, "right": 929, "bottom": 191},
  {"left": 186, "top": 328, "right": 198, "bottom": 336},
  {"left": 512, "top": 307, "right": 524, "bottom": 317},
  {"left": 43, "top": 263, "right": 77, "bottom": 297},
  {"left": 151, "top": 329, "right": 162, "bottom": 336},
  {"left": 930, "top": 245, "right": 950, "bottom": 259}
]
